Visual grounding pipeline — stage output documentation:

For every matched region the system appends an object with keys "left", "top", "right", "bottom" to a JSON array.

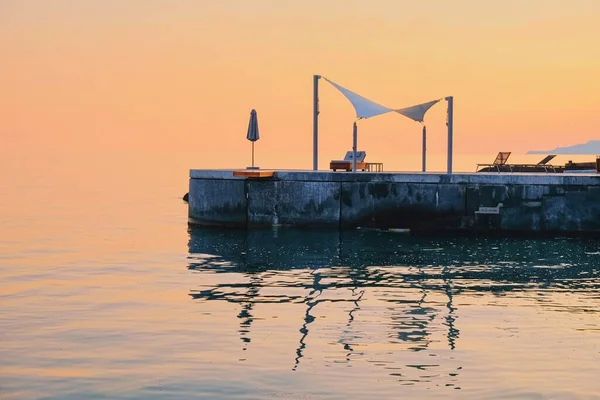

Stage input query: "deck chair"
[
  {"left": 476, "top": 152, "right": 512, "bottom": 172},
  {"left": 330, "top": 151, "right": 367, "bottom": 171},
  {"left": 536, "top": 154, "right": 557, "bottom": 172}
]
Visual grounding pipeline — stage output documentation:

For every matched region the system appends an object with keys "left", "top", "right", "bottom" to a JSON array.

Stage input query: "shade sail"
[
  {"left": 323, "top": 77, "right": 392, "bottom": 119},
  {"left": 246, "top": 109, "right": 259, "bottom": 142},
  {"left": 394, "top": 99, "right": 441, "bottom": 123}
]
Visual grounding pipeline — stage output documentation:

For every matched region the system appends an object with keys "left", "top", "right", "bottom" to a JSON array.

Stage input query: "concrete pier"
[{"left": 188, "top": 170, "right": 600, "bottom": 234}]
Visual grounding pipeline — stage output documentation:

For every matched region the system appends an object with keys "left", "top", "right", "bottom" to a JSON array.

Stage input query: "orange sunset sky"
[{"left": 2, "top": 0, "right": 599, "bottom": 171}]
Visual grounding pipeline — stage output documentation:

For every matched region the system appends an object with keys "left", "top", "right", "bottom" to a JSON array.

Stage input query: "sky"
[{"left": 2, "top": 0, "right": 599, "bottom": 171}]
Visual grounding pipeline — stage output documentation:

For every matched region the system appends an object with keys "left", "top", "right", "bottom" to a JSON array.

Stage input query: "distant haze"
[{"left": 528, "top": 140, "right": 600, "bottom": 155}]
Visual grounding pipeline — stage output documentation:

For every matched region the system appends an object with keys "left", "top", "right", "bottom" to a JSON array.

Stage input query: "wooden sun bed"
[{"left": 330, "top": 151, "right": 382, "bottom": 172}]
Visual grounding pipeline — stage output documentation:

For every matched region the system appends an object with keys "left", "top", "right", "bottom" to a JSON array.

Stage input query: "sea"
[{"left": 1, "top": 150, "right": 600, "bottom": 399}]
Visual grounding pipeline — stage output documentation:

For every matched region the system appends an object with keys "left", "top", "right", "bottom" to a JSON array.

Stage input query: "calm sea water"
[{"left": 1, "top": 151, "right": 600, "bottom": 399}]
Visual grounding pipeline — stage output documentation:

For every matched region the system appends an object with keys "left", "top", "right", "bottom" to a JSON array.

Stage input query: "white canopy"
[
  {"left": 323, "top": 76, "right": 442, "bottom": 123},
  {"left": 323, "top": 77, "right": 392, "bottom": 119},
  {"left": 394, "top": 99, "right": 441, "bottom": 123}
]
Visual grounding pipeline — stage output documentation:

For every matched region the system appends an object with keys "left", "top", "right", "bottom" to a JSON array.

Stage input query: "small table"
[{"left": 366, "top": 162, "right": 384, "bottom": 172}]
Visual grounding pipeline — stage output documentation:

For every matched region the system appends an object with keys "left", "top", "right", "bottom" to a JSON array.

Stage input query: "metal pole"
[
  {"left": 313, "top": 75, "right": 321, "bottom": 171},
  {"left": 422, "top": 124, "right": 427, "bottom": 172},
  {"left": 252, "top": 142, "right": 255, "bottom": 168},
  {"left": 445, "top": 96, "right": 454, "bottom": 174},
  {"left": 352, "top": 121, "right": 357, "bottom": 172}
]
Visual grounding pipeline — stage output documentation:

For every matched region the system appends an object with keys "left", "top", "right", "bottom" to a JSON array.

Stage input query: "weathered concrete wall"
[
  {"left": 340, "top": 182, "right": 465, "bottom": 229},
  {"left": 248, "top": 180, "right": 340, "bottom": 227},
  {"left": 188, "top": 172, "right": 246, "bottom": 227},
  {"left": 188, "top": 170, "right": 600, "bottom": 233}
]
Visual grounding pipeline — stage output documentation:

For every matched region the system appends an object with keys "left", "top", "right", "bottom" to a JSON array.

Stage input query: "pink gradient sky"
[{"left": 2, "top": 0, "right": 599, "bottom": 171}]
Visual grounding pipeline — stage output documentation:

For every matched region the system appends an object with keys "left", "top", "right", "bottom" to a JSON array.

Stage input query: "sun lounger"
[
  {"left": 476, "top": 152, "right": 512, "bottom": 172},
  {"left": 534, "top": 154, "right": 557, "bottom": 172},
  {"left": 330, "top": 151, "right": 368, "bottom": 171},
  {"left": 477, "top": 153, "right": 560, "bottom": 173},
  {"left": 503, "top": 155, "right": 559, "bottom": 173}
]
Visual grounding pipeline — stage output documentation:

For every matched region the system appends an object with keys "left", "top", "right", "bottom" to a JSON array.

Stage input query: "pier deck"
[{"left": 188, "top": 170, "right": 600, "bottom": 234}]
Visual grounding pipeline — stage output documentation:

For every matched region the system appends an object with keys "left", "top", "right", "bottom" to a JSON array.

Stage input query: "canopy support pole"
[
  {"left": 422, "top": 124, "right": 427, "bottom": 172},
  {"left": 313, "top": 75, "right": 321, "bottom": 171},
  {"left": 446, "top": 96, "right": 454, "bottom": 174},
  {"left": 352, "top": 121, "right": 358, "bottom": 172}
]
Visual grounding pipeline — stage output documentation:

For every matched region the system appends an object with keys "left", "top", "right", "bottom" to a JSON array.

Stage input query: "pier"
[{"left": 188, "top": 170, "right": 600, "bottom": 234}]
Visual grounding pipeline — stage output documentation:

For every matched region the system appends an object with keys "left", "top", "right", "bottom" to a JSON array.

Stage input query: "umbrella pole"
[{"left": 252, "top": 142, "right": 255, "bottom": 168}]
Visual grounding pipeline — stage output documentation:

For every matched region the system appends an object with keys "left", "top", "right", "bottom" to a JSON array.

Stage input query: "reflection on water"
[{"left": 188, "top": 228, "right": 600, "bottom": 393}]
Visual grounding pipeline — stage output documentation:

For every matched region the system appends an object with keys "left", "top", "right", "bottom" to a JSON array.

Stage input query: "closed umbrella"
[{"left": 246, "top": 109, "right": 260, "bottom": 169}]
